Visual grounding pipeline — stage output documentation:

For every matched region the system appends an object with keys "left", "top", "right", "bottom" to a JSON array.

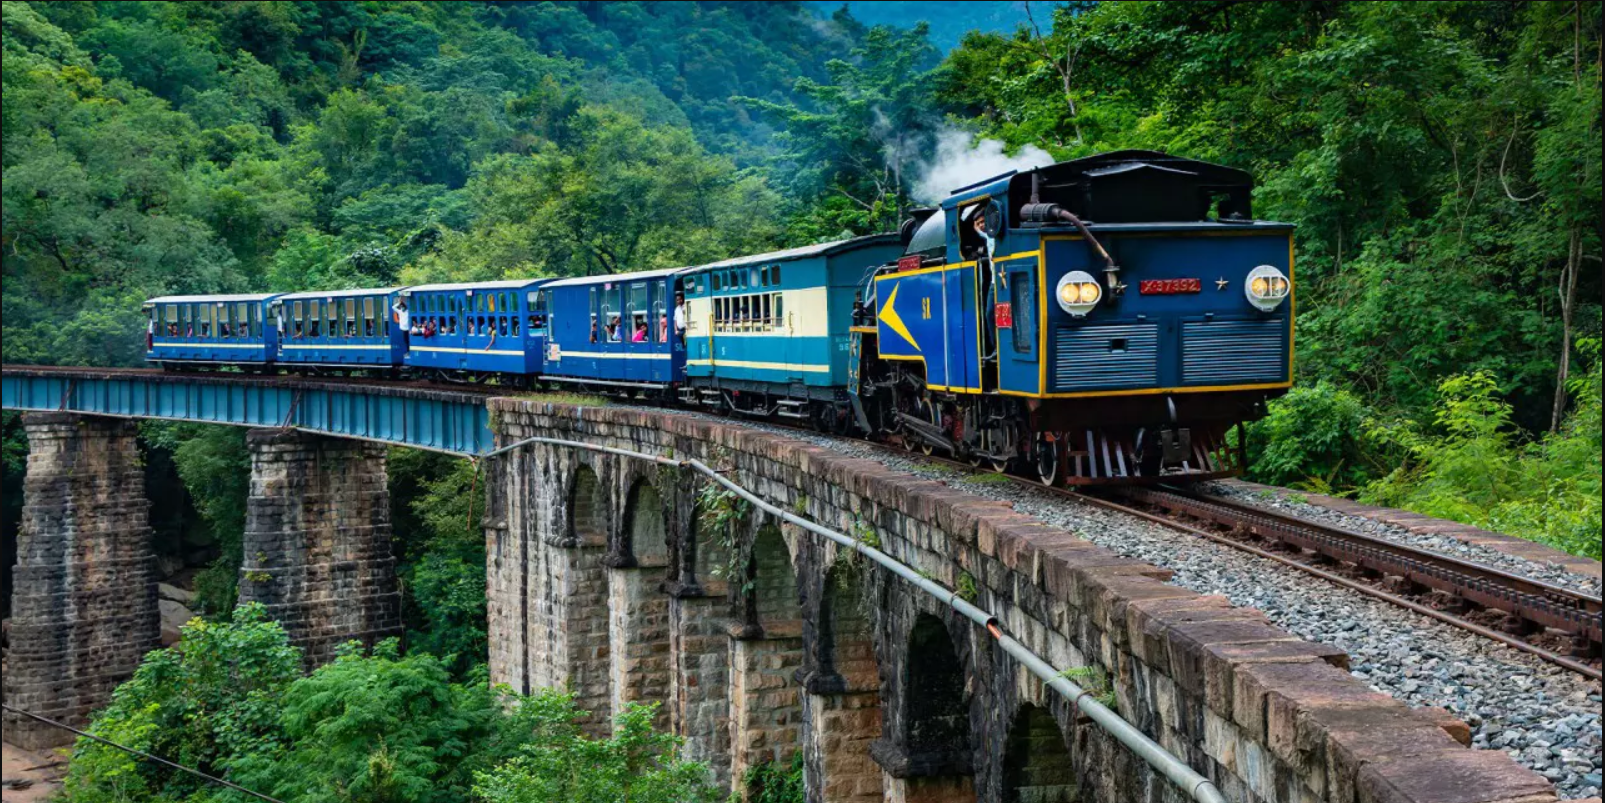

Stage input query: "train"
[{"left": 144, "top": 150, "right": 1294, "bottom": 485}]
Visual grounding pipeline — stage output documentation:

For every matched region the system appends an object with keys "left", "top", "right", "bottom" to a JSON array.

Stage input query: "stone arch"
[
  {"left": 905, "top": 613, "right": 972, "bottom": 770},
  {"left": 622, "top": 478, "right": 669, "bottom": 566},
  {"left": 1002, "top": 704, "right": 1075, "bottom": 803},
  {"left": 801, "top": 556, "right": 885, "bottom": 802},
  {"left": 749, "top": 522, "right": 800, "bottom": 633},
  {"left": 819, "top": 558, "right": 877, "bottom": 690},
  {"left": 690, "top": 494, "right": 733, "bottom": 589},
  {"left": 729, "top": 520, "right": 807, "bottom": 796},
  {"left": 568, "top": 463, "right": 605, "bottom": 546},
  {"left": 608, "top": 478, "right": 673, "bottom": 729}
]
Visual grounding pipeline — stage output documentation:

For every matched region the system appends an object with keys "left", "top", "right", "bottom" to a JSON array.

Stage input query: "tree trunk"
[{"left": 1551, "top": 228, "right": 1580, "bottom": 432}]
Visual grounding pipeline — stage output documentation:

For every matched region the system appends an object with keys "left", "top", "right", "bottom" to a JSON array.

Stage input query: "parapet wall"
[{"left": 483, "top": 399, "right": 1558, "bottom": 803}]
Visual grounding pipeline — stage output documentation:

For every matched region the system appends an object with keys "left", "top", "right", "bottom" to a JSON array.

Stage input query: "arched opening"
[
  {"left": 609, "top": 480, "right": 672, "bottom": 729},
  {"left": 1003, "top": 704, "right": 1075, "bottom": 803},
  {"left": 731, "top": 523, "right": 806, "bottom": 797},
  {"left": 690, "top": 498, "right": 731, "bottom": 587},
  {"left": 569, "top": 465, "right": 604, "bottom": 546},
  {"left": 750, "top": 523, "right": 800, "bottom": 631},
  {"left": 625, "top": 480, "right": 669, "bottom": 564},
  {"left": 805, "top": 558, "right": 884, "bottom": 802},
  {"left": 820, "top": 560, "right": 877, "bottom": 687},
  {"left": 906, "top": 613, "right": 971, "bottom": 764},
  {"left": 559, "top": 465, "right": 609, "bottom": 734}
]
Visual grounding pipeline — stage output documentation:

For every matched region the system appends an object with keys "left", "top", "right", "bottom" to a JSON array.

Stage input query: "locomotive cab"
[{"left": 854, "top": 150, "right": 1294, "bottom": 484}]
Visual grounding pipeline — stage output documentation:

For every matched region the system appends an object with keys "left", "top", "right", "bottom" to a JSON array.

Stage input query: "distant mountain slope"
[{"left": 806, "top": 1, "right": 1033, "bottom": 50}]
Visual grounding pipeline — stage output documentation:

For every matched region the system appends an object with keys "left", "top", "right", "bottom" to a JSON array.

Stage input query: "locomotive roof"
[
  {"left": 144, "top": 293, "right": 280, "bottom": 304},
  {"left": 690, "top": 234, "right": 899, "bottom": 271},
  {"left": 401, "top": 278, "right": 547, "bottom": 293},
  {"left": 541, "top": 266, "right": 686, "bottom": 289},
  {"left": 274, "top": 287, "right": 403, "bottom": 300}
]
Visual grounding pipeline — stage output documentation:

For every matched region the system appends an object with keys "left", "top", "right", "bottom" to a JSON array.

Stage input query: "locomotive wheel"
[
  {"left": 990, "top": 420, "right": 1016, "bottom": 473},
  {"left": 921, "top": 400, "right": 939, "bottom": 456},
  {"left": 1034, "top": 431, "right": 1061, "bottom": 486}
]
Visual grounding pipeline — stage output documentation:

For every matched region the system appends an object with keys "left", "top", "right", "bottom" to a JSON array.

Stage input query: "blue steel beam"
[{"left": 1, "top": 369, "right": 495, "bottom": 457}]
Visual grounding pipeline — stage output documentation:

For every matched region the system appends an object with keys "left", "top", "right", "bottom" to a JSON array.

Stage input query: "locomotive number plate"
[
  {"left": 1139, "top": 278, "right": 1202, "bottom": 295},
  {"left": 994, "top": 302, "right": 1014, "bottom": 328}
]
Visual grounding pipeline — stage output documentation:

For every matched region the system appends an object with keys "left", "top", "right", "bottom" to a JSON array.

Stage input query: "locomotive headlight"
[
  {"left": 1056, "top": 271, "right": 1101, "bottom": 317},
  {"left": 1245, "top": 265, "right": 1291, "bottom": 311}
]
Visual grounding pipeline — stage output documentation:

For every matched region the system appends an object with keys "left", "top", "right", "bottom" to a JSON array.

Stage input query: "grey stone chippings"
[{"left": 670, "top": 413, "right": 1603, "bottom": 800}]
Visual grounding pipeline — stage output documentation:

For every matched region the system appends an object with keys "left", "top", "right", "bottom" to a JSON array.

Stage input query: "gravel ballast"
[{"left": 689, "top": 415, "right": 1604, "bottom": 799}]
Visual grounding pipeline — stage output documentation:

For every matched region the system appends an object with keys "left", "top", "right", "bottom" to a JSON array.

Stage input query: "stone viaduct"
[{"left": 1, "top": 383, "right": 1578, "bottom": 803}]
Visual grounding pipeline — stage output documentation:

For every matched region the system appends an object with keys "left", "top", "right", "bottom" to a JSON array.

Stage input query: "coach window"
[
  {"left": 163, "top": 304, "right": 176, "bottom": 336},
  {"left": 772, "top": 265, "right": 781, "bottom": 286},
  {"left": 310, "top": 299, "right": 323, "bottom": 338},
  {"left": 773, "top": 293, "right": 784, "bottom": 330},
  {"left": 760, "top": 294, "right": 772, "bottom": 329},
  {"left": 1010, "top": 269, "right": 1036, "bottom": 356},
  {"left": 290, "top": 301, "right": 302, "bottom": 337},
  {"left": 628, "top": 282, "right": 648, "bottom": 342},
  {"left": 249, "top": 304, "right": 261, "bottom": 338}
]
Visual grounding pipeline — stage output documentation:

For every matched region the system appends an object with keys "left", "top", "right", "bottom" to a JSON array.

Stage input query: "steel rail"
[{"left": 484, "top": 432, "right": 1229, "bottom": 803}]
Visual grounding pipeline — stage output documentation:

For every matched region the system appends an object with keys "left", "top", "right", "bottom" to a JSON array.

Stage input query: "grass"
[
  {"left": 964, "top": 472, "right": 1013, "bottom": 484},
  {"left": 512, "top": 390, "right": 609, "bottom": 406}
]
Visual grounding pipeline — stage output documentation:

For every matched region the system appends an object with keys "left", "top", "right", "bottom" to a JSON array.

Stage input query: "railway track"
[{"left": 885, "top": 446, "right": 1603, "bottom": 681}]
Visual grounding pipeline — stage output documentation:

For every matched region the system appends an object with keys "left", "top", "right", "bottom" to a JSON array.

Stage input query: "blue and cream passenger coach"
[
  {"left": 679, "top": 236, "right": 902, "bottom": 427},
  {"left": 853, "top": 150, "right": 1295, "bottom": 484}
]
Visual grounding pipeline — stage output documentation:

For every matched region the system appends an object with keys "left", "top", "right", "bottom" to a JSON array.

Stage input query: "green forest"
[{"left": 0, "top": 1, "right": 1600, "bottom": 800}]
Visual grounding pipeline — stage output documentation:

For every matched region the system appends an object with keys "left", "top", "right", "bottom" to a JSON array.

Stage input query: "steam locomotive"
[{"left": 145, "top": 150, "right": 1293, "bottom": 485}]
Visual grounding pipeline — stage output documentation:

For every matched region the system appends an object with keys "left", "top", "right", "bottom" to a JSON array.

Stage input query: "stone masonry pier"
[
  {"left": 239, "top": 429, "right": 402, "bottom": 665},
  {"left": 3, "top": 413, "right": 161, "bottom": 749},
  {"left": 3, "top": 415, "right": 405, "bottom": 745},
  {"left": 485, "top": 399, "right": 1564, "bottom": 803}
]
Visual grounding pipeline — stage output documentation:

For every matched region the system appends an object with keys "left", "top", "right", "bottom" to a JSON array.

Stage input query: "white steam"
[{"left": 913, "top": 129, "right": 1054, "bottom": 204}]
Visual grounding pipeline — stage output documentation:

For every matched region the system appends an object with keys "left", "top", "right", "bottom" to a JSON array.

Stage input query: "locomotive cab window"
[{"left": 1010, "top": 269, "right": 1036, "bottom": 356}]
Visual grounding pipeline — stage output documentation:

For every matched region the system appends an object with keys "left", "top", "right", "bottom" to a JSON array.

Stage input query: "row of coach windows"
[
  {"left": 712, "top": 292, "right": 785, "bottom": 333},
  {"left": 405, "top": 292, "right": 524, "bottom": 339},
  {"left": 156, "top": 303, "right": 261, "bottom": 338},
  {"left": 709, "top": 265, "right": 781, "bottom": 292},
  {"left": 589, "top": 283, "right": 669, "bottom": 343},
  {"left": 286, "top": 296, "right": 391, "bottom": 339}
]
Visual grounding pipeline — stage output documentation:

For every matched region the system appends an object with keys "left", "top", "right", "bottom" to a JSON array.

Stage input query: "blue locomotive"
[{"left": 143, "top": 150, "right": 1292, "bottom": 485}]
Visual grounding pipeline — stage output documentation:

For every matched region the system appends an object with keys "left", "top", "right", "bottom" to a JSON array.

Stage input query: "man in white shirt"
[
  {"left": 392, "top": 298, "right": 410, "bottom": 346},
  {"left": 673, "top": 291, "right": 688, "bottom": 343}
]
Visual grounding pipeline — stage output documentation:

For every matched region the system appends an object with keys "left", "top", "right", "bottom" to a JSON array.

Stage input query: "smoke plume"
[{"left": 913, "top": 129, "right": 1053, "bottom": 204}]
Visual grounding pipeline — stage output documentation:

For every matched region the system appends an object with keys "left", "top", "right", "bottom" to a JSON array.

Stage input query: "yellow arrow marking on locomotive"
[{"left": 878, "top": 282, "right": 920, "bottom": 352}]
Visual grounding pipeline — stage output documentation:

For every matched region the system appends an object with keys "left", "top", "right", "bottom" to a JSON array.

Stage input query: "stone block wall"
[
  {"left": 4, "top": 413, "right": 161, "bottom": 749},
  {"left": 483, "top": 400, "right": 1560, "bottom": 803},
  {"left": 239, "top": 429, "right": 401, "bottom": 665}
]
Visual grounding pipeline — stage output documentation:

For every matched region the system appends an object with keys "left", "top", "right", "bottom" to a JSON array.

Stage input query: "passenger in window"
[
  {"left": 632, "top": 320, "right": 647, "bottom": 342},
  {"left": 674, "top": 292, "right": 687, "bottom": 342},
  {"left": 511, "top": 318, "right": 521, "bottom": 336},
  {"left": 606, "top": 318, "right": 620, "bottom": 342}
]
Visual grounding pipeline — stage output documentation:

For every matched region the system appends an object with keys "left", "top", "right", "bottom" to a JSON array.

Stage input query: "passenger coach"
[
  {"left": 145, "top": 293, "right": 281, "bottom": 369},
  {"left": 538, "top": 268, "right": 683, "bottom": 391},
  {"left": 400, "top": 279, "right": 548, "bottom": 381},
  {"left": 679, "top": 236, "right": 901, "bottom": 427},
  {"left": 270, "top": 288, "right": 405, "bottom": 371}
]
